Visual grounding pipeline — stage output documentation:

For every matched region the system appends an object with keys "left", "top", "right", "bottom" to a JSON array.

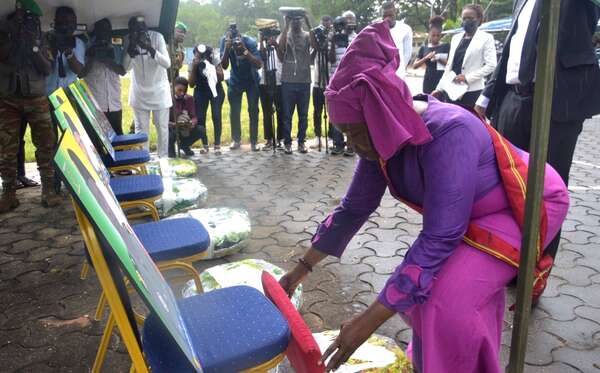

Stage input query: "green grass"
[{"left": 23, "top": 67, "right": 319, "bottom": 161}]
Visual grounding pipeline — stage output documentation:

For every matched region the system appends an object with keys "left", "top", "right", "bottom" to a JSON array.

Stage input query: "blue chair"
[
  {"left": 75, "top": 80, "right": 147, "bottom": 151},
  {"left": 143, "top": 286, "right": 290, "bottom": 373}
]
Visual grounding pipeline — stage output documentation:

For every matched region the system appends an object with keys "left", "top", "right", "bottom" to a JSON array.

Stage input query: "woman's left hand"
[
  {"left": 320, "top": 313, "right": 378, "bottom": 371},
  {"left": 454, "top": 74, "right": 467, "bottom": 83}
]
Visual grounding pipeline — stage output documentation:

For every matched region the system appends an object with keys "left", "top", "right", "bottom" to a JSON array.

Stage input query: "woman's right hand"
[{"left": 279, "top": 265, "right": 309, "bottom": 298}]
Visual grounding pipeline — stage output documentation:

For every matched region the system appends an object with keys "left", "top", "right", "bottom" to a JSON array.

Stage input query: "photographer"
[
  {"left": 258, "top": 21, "right": 283, "bottom": 151},
  {"left": 45, "top": 6, "right": 85, "bottom": 94},
  {"left": 220, "top": 24, "right": 263, "bottom": 151},
  {"left": 123, "top": 16, "right": 172, "bottom": 158},
  {"left": 168, "top": 77, "right": 202, "bottom": 157},
  {"left": 278, "top": 11, "right": 316, "bottom": 154},
  {"left": 80, "top": 18, "right": 126, "bottom": 135},
  {"left": 0, "top": 0, "right": 61, "bottom": 213},
  {"left": 188, "top": 44, "right": 225, "bottom": 154},
  {"left": 311, "top": 15, "right": 332, "bottom": 150},
  {"left": 327, "top": 15, "right": 356, "bottom": 156}
]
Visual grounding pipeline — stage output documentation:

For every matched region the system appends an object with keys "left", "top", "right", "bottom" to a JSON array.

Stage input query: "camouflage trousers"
[{"left": 0, "top": 96, "right": 56, "bottom": 188}]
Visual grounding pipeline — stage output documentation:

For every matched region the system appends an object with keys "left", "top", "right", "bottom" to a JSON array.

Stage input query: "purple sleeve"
[
  {"left": 311, "top": 158, "right": 387, "bottom": 258},
  {"left": 378, "top": 124, "right": 480, "bottom": 313}
]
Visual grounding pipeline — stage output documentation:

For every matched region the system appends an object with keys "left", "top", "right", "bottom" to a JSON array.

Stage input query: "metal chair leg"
[
  {"left": 94, "top": 292, "right": 107, "bottom": 321},
  {"left": 92, "top": 313, "right": 115, "bottom": 373}
]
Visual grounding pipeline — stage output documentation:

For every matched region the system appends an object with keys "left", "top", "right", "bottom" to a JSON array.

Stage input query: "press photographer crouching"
[
  {"left": 168, "top": 77, "right": 202, "bottom": 158},
  {"left": 188, "top": 44, "right": 225, "bottom": 154},
  {"left": 124, "top": 15, "right": 172, "bottom": 158},
  {"left": 81, "top": 18, "right": 126, "bottom": 135},
  {"left": 257, "top": 19, "right": 283, "bottom": 151},
  {"left": 0, "top": 0, "right": 61, "bottom": 213}
]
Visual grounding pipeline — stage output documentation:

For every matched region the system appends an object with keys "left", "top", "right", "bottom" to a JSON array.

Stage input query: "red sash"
[{"left": 378, "top": 114, "right": 552, "bottom": 303}]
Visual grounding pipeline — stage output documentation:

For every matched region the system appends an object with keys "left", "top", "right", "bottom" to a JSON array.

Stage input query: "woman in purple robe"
[{"left": 278, "top": 21, "right": 570, "bottom": 372}]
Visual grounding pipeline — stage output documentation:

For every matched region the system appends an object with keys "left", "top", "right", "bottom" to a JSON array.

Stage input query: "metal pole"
[{"left": 507, "top": 1, "right": 561, "bottom": 372}]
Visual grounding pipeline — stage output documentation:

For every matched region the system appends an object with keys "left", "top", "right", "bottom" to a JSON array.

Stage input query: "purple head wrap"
[{"left": 325, "top": 21, "right": 432, "bottom": 160}]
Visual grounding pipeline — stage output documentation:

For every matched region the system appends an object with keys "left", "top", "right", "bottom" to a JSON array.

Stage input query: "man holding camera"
[
  {"left": 278, "top": 11, "right": 316, "bottom": 154},
  {"left": 81, "top": 18, "right": 126, "bottom": 135},
  {"left": 0, "top": 0, "right": 61, "bottom": 213},
  {"left": 123, "top": 16, "right": 172, "bottom": 158},
  {"left": 258, "top": 21, "right": 283, "bottom": 151},
  {"left": 220, "top": 24, "right": 263, "bottom": 151},
  {"left": 328, "top": 14, "right": 357, "bottom": 156},
  {"left": 311, "top": 15, "right": 332, "bottom": 151},
  {"left": 46, "top": 6, "right": 85, "bottom": 94}
]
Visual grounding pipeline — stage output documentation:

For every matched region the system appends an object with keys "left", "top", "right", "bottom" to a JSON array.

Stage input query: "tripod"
[
  {"left": 316, "top": 48, "right": 330, "bottom": 153},
  {"left": 264, "top": 45, "right": 279, "bottom": 154}
]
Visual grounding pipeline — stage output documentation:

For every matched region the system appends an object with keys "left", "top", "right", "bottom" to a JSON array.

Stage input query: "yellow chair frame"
[{"left": 72, "top": 203, "right": 285, "bottom": 373}]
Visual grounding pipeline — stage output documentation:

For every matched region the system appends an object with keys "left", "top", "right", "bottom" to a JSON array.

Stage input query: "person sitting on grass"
[{"left": 168, "top": 77, "right": 203, "bottom": 158}]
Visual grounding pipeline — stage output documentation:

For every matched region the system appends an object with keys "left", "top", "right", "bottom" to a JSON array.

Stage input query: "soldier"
[
  {"left": 0, "top": 0, "right": 61, "bottom": 213},
  {"left": 170, "top": 21, "right": 187, "bottom": 80}
]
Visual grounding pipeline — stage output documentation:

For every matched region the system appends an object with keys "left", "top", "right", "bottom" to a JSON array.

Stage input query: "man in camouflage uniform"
[
  {"left": 0, "top": 0, "right": 61, "bottom": 213},
  {"left": 170, "top": 21, "right": 187, "bottom": 80}
]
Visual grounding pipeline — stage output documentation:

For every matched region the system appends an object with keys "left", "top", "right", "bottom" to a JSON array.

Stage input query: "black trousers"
[
  {"left": 494, "top": 89, "right": 584, "bottom": 259},
  {"left": 259, "top": 84, "right": 283, "bottom": 142},
  {"left": 168, "top": 126, "right": 204, "bottom": 156},
  {"left": 104, "top": 110, "right": 123, "bottom": 136},
  {"left": 312, "top": 87, "right": 326, "bottom": 138},
  {"left": 450, "top": 89, "right": 482, "bottom": 109}
]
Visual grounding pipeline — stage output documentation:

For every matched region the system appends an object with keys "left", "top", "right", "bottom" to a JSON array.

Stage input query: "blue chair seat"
[
  {"left": 111, "top": 133, "right": 148, "bottom": 147},
  {"left": 143, "top": 286, "right": 290, "bottom": 373},
  {"left": 110, "top": 175, "right": 163, "bottom": 201},
  {"left": 133, "top": 218, "right": 210, "bottom": 261},
  {"left": 107, "top": 150, "right": 150, "bottom": 167}
]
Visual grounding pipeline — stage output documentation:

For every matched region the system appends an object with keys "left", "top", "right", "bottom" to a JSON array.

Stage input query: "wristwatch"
[{"left": 32, "top": 46, "right": 39, "bottom": 53}]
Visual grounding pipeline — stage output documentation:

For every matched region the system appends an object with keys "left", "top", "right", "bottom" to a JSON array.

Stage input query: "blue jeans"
[
  {"left": 329, "top": 124, "right": 345, "bottom": 148},
  {"left": 228, "top": 82, "right": 259, "bottom": 145},
  {"left": 281, "top": 82, "right": 310, "bottom": 145}
]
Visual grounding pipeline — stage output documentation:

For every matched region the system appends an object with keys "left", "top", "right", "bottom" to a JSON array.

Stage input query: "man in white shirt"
[
  {"left": 123, "top": 16, "right": 172, "bottom": 158},
  {"left": 81, "top": 18, "right": 126, "bottom": 135},
  {"left": 382, "top": 2, "right": 413, "bottom": 79}
]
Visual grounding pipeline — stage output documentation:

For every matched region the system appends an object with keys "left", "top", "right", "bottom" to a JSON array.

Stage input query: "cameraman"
[
  {"left": 0, "top": 0, "right": 61, "bottom": 213},
  {"left": 45, "top": 6, "right": 85, "bottom": 94},
  {"left": 80, "top": 18, "right": 126, "bottom": 135},
  {"left": 189, "top": 44, "right": 225, "bottom": 154},
  {"left": 278, "top": 12, "right": 316, "bottom": 154},
  {"left": 123, "top": 16, "right": 172, "bottom": 158},
  {"left": 327, "top": 15, "right": 356, "bottom": 156},
  {"left": 311, "top": 15, "right": 332, "bottom": 150},
  {"left": 258, "top": 23, "right": 283, "bottom": 151},
  {"left": 220, "top": 24, "right": 263, "bottom": 151}
]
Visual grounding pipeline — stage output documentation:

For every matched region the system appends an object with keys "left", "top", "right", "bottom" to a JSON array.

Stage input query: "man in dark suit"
[{"left": 475, "top": 0, "right": 600, "bottom": 262}]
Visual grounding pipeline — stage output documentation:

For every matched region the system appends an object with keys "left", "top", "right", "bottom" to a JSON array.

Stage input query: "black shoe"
[
  {"left": 214, "top": 145, "right": 222, "bottom": 155},
  {"left": 298, "top": 143, "right": 308, "bottom": 154},
  {"left": 276, "top": 142, "right": 284, "bottom": 150},
  {"left": 331, "top": 146, "right": 344, "bottom": 155},
  {"left": 251, "top": 143, "right": 260, "bottom": 152},
  {"left": 284, "top": 144, "right": 292, "bottom": 154},
  {"left": 17, "top": 175, "right": 39, "bottom": 188},
  {"left": 343, "top": 148, "right": 355, "bottom": 157},
  {"left": 182, "top": 147, "right": 195, "bottom": 156}
]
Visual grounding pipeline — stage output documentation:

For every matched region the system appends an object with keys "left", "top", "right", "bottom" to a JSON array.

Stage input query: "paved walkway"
[{"left": 1, "top": 117, "right": 599, "bottom": 372}]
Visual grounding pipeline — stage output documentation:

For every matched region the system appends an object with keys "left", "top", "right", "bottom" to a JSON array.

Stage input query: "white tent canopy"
[{"left": 0, "top": 0, "right": 167, "bottom": 32}]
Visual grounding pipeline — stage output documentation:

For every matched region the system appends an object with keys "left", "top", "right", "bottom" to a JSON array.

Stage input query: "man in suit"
[{"left": 475, "top": 0, "right": 600, "bottom": 263}]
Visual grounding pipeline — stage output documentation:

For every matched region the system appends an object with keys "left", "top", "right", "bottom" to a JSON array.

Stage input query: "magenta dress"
[{"left": 311, "top": 98, "right": 569, "bottom": 372}]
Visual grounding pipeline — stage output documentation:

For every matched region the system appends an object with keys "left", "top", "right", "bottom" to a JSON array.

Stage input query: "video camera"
[
  {"left": 312, "top": 24, "right": 328, "bottom": 51},
  {"left": 227, "top": 23, "right": 245, "bottom": 56},
  {"left": 279, "top": 6, "right": 306, "bottom": 20},
  {"left": 128, "top": 16, "right": 151, "bottom": 57},
  {"left": 49, "top": 22, "right": 86, "bottom": 52},
  {"left": 331, "top": 16, "right": 348, "bottom": 48}
]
